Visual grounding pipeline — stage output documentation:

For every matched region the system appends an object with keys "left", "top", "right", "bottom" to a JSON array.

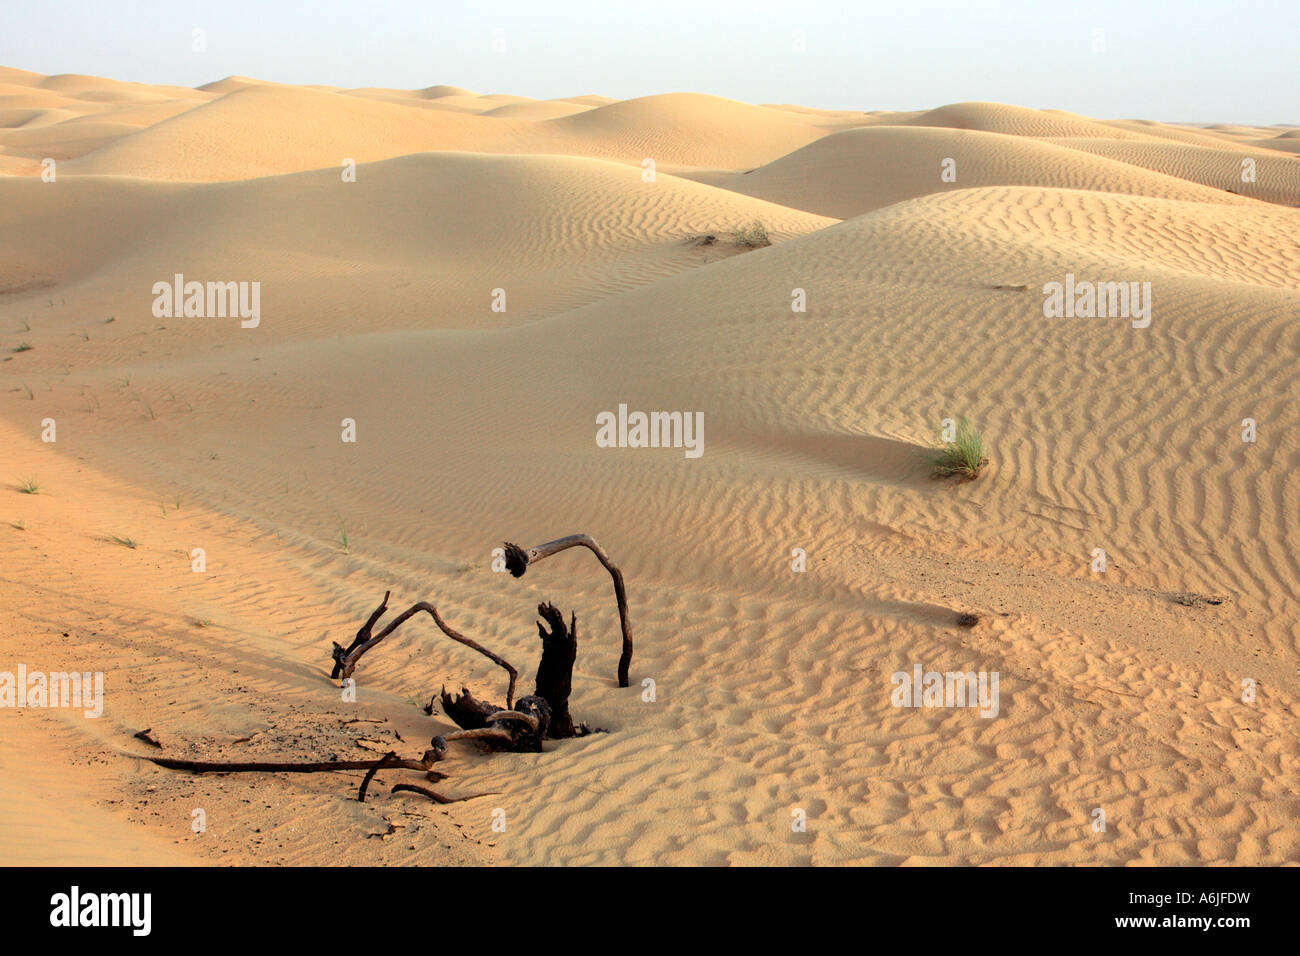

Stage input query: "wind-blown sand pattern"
[{"left": 2, "top": 69, "right": 1299, "bottom": 866}]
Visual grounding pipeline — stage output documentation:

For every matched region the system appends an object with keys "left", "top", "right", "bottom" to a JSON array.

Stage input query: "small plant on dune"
[
  {"left": 17, "top": 478, "right": 39, "bottom": 494},
  {"left": 10, "top": 520, "right": 25, "bottom": 531},
  {"left": 731, "top": 220, "right": 771, "bottom": 248},
  {"left": 111, "top": 535, "right": 139, "bottom": 549},
  {"left": 337, "top": 517, "right": 350, "bottom": 554},
  {"left": 13, "top": 342, "right": 33, "bottom": 353},
  {"left": 928, "top": 416, "right": 988, "bottom": 480}
]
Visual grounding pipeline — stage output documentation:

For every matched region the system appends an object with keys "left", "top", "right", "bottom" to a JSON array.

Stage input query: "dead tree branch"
[
  {"left": 502, "top": 534, "right": 634, "bottom": 687},
  {"left": 330, "top": 590, "right": 391, "bottom": 679},
  {"left": 332, "top": 599, "right": 518, "bottom": 707},
  {"left": 357, "top": 750, "right": 400, "bottom": 802},
  {"left": 143, "top": 749, "right": 447, "bottom": 775},
  {"left": 435, "top": 694, "right": 551, "bottom": 753},
  {"left": 391, "top": 783, "right": 501, "bottom": 805}
]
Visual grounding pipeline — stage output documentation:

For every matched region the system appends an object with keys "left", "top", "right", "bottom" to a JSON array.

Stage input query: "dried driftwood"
[
  {"left": 533, "top": 602, "right": 581, "bottom": 738},
  {"left": 331, "top": 594, "right": 518, "bottom": 708},
  {"left": 391, "top": 783, "right": 499, "bottom": 805},
  {"left": 138, "top": 745, "right": 510, "bottom": 804},
  {"left": 143, "top": 541, "right": 631, "bottom": 803},
  {"left": 502, "top": 534, "right": 634, "bottom": 687},
  {"left": 145, "top": 749, "right": 447, "bottom": 776},
  {"left": 434, "top": 602, "right": 588, "bottom": 743}
]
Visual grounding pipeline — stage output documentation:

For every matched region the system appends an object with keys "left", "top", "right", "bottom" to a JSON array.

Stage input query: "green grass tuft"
[
  {"left": 17, "top": 478, "right": 39, "bottom": 494},
  {"left": 928, "top": 416, "right": 988, "bottom": 480}
]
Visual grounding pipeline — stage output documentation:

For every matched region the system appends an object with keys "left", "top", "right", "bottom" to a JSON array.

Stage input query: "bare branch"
[
  {"left": 333, "top": 598, "right": 518, "bottom": 707},
  {"left": 502, "top": 534, "right": 634, "bottom": 687},
  {"left": 143, "top": 750, "right": 445, "bottom": 775},
  {"left": 357, "top": 750, "right": 400, "bottom": 802},
  {"left": 391, "top": 783, "right": 501, "bottom": 805}
]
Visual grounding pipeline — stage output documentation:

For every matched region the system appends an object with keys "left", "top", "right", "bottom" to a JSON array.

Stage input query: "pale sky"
[{"left": 2, "top": 0, "right": 1296, "bottom": 125}]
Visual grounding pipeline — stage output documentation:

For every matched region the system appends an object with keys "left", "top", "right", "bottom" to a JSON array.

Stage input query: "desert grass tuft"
[
  {"left": 730, "top": 220, "right": 771, "bottom": 248},
  {"left": 928, "top": 416, "right": 987, "bottom": 480}
]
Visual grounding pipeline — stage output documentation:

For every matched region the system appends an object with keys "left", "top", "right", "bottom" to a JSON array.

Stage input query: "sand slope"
[
  {"left": 0, "top": 152, "right": 834, "bottom": 336},
  {"left": 680, "top": 126, "right": 1270, "bottom": 218}
]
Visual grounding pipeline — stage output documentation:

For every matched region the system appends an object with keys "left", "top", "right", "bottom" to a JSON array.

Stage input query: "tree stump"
[{"left": 534, "top": 602, "right": 579, "bottom": 738}]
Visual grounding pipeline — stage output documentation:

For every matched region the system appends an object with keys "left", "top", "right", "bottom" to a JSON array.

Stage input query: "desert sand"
[{"left": 2, "top": 69, "right": 1299, "bottom": 865}]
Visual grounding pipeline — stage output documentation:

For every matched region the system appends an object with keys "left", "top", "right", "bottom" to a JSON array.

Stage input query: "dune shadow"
[{"left": 727, "top": 428, "right": 932, "bottom": 486}]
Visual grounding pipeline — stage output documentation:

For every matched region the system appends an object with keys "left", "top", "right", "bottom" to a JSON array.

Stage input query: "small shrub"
[
  {"left": 928, "top": 417, "right": 987, "bottom": 480},
  {"left": 731, "top": 220, "right": 771, "bottom": 248}
]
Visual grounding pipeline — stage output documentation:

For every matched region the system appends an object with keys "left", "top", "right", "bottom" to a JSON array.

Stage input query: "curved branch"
[
  {"left": 391, "top": 783, "right": 501, "bottom": 804},
  {"left": 334, "top": 599, "right": 518, "bottom": 707},
  {"left": 357, "top": 750, "right": 400, "bottom": 802},
  {"left": 502, "top": 534, "right": 634, "bottom": 687}
]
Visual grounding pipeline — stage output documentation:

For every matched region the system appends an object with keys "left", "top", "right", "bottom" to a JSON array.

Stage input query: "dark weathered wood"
[
  {"left": 440, "top": 685, "right": 502, "bottom": 730},
  {"left": 391, "top": 783, "right": 500, "bottom": 804},
  {"left": 434, "top": 695, "right": 551, "bottom": 753},
  {"left": 145, "top": 751, "right": 445, "bottom": 774},
  {"left": 534, "top": 603, "right": 578, "bottom": 738},
  {"left": 332, "top": 598, "right": 518, "bottom": 708},
  {"left": 356, "top": 751, "right": 400, "bottom": 802},
  {"left": 331, "top": 590, "right": 391, "bottom": 679},
  {"left": 502, "top": 534, "right": 634, "bottom": 687}
]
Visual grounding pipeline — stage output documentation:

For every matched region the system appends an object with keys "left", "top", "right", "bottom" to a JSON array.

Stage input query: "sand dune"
[
  {"left": 56, "top": 84, "right": 843, "bottom": 180},
  {"left": 481, "top": 100, "right": 595, "bottom": 119},
  {"left": 897, "top": 101, "right": 1155, "bottom": 139},
  {"left": 544, "top": 92, "right": 832, "bottom": 167},
  {"left": 0, "top": 152, "right": 833, "bottom": 335},
  {"left": 63, "top": 84, "right": 501, "bottom": 180},
  {"left": 681, "top": 126, "right": 1266, "bottom": 218},
  {"left": 2, "top": 68, "right": 1299, "bottom": 867},
  {"left": 1049, "top": 138, "right": 1300, "bottom": 206}
]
